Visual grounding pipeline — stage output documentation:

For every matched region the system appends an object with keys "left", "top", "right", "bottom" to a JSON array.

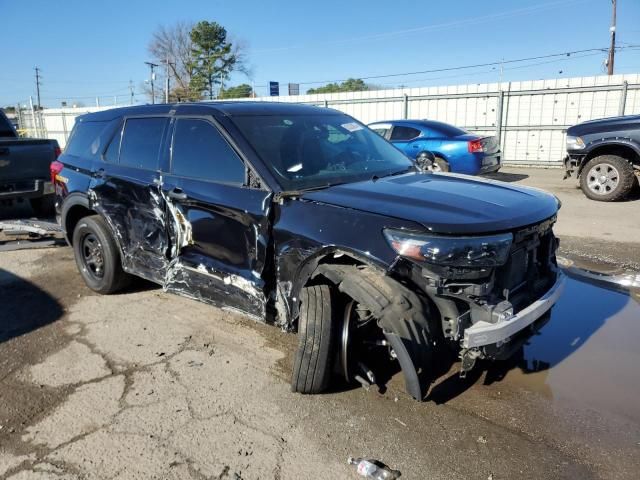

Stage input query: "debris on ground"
[
  {"left": 0, "top": 219, "right": 65, "bottom": 251},
  {"left": 348, "top": 457, "right": 401, "bottom": 479}
]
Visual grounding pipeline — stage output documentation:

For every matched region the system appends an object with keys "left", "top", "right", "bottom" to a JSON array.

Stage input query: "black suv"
[
  {"left": 564, "top": 114, "right": 640, "bottom": 201},
  {"left": 55, "top": 102, "right": 564, "bottom": 400}
]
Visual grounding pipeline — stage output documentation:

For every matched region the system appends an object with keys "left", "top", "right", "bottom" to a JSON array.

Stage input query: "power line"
[
  {"left": 289, "top": 45, "right": 638, "bottom": 86},
  {"left": 254, "top": 0, "right": 589, "bottom": 53}
]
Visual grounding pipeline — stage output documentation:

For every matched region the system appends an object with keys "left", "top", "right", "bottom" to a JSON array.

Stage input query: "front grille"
[{"left": 495, "top": 217, "right": 557, "bottom": 310}]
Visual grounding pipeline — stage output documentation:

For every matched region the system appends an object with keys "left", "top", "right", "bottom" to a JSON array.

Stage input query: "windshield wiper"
[
  {"left": 272, "top": 183, "right": 337, "bottom": 202},
  {"left": 372, "top": 166, "right": 416, "bottom": 181}
]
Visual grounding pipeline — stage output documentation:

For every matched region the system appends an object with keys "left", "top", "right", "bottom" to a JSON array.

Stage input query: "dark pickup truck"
[
  {"left": 0, "top": 109, "right": 60, "bottom": 215},
  {"left": 564, "top": 114, "right": 640, "bottom": 201},
  {"left": 55, "top": 102, "right": 564, "bottom": 401}
]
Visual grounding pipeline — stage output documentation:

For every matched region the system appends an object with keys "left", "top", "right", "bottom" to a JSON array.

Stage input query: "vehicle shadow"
[
  {"left": 483, "top": 172, "right": 529, "bottom": 183},
  {"left": 0, "top": 269, "right": 64, "bottom": 346},
  {"left": 426, "top": 274, "right": 631, "bottom": 404},
  {"left": 0, "top": 201, "right": 54, "bottom": 221}
]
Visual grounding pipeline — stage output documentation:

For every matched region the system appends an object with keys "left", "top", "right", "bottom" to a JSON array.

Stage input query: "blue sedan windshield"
[{"left": 230, "top": 113, "right": 414, "bottom": 190}]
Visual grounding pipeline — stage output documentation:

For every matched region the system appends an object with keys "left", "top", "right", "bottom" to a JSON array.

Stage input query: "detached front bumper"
[{"left": 463, "top": 271, "right": 565, "bottom": 348}]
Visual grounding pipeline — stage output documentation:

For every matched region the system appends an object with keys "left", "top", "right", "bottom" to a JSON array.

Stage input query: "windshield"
[{"left": 230, "top": 113, "right": 414, "bottom": 190}]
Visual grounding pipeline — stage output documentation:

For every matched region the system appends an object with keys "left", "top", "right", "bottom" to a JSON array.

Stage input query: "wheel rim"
[
  {"left": 340, "top": 300, "right": 390, "bottom": 384},
  {"left": 430, "top": 162, "right": 442, "bottom": 172},
  {"left": 81, "top": 233, "right": 105, "bottom": 279},
  {"left": 586, "top": 163, "right": 619, "bottom": 195}
]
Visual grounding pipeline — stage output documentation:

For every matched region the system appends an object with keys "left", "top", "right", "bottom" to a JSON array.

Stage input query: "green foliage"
[
  {"left": 219, "top": 84, "right": 253, "bottom": 99},
  {"left": 307, "top": 78, "right": 369, "bottom": 94},
  {"left": 189, "top": 21, "right": 237, "bottom": 100}
]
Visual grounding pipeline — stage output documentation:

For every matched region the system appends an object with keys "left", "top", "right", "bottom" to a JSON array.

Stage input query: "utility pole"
[
  {"left": 34, "top": 67, "right": 42, "bottom": 109},
  {"left": 129, "top": 80, "right": 135, "bottom": 105},
  {"left": 145, "top": 61, "right": 159, "bottom": 104},
  {"left": 607, "top": 0, "right": 617, "bottom": 75},
  {"left": 164, "top": 57, "right": 175, "bottom": 103}
]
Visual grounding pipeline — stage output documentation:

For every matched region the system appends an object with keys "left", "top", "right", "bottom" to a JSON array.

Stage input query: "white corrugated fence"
[{"left": 15, "top": 73, "right": 640, "bottom": 166}]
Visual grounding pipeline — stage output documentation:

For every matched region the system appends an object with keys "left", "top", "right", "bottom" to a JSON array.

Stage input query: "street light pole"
[
  {"left": 607, "top": 0, "right": 617, "bottom": 75},
  {"left": 145, "top": 61, "right": 159, "bottom": 104}
]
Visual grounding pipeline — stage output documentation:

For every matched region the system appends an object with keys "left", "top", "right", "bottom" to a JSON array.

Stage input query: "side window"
[
  {"left": 369, "top": 124, "right": 390, "bottom": 138},
  {"left": 65, "top": 121, "right": 107, "bottom": 158},
  {"left": 119, "top": 117, "right": 168, "bottom": 170},
  {"left": 390, "top": 126, "right": 421, "bottom": 141},
  {"left": 103, "top": 122, "right": 123, "bottom": 163},
  {"left": 171, "top": 118, "right": 245, "bottom": 184}
]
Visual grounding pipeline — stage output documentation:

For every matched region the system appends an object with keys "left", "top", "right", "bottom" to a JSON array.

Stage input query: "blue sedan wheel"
[{"left": 431, "top": 157, "right": 450, "bottom": 172}]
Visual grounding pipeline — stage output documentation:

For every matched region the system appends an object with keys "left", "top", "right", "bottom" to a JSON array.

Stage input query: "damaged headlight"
[
  {"left": 566, "top": 135, "right": 585, "bottom": 150},
  {"left": 383, "top": 229, "right": 513, "bottom": 267}
]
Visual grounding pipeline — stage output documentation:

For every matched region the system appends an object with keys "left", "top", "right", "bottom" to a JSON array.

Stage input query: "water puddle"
[{"left": 504, "top": 272, "right": 640, "bottom": 422}]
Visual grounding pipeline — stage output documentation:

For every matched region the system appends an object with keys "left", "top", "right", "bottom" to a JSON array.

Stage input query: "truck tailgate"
[{"left": 0, "top": 138, "right": 57, "bottom": 182}]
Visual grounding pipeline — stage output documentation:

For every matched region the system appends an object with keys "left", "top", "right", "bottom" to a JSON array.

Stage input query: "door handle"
[{"left": 167, "top": 188, "right": 187, "bottom": 200}]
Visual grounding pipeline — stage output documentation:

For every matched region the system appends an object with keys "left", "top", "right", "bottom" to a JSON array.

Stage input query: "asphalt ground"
[{"left": 1, "top": 169, "right": 639, "bottom": 479}]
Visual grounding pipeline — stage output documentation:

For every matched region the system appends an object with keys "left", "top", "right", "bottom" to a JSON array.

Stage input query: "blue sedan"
[{"left": 368, "top": 120, "right": 501, "bottom": 175}]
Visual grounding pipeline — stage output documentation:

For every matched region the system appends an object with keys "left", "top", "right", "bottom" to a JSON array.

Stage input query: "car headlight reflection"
[{"left": 383, "top": 229, "right": 513, "bottom": 267}]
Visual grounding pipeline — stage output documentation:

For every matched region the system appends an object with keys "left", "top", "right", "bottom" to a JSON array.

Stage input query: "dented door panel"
[
  {"left": 89, "top": 164, "right": 170, "bottom": 283},
  {"left": 161, "top": 175, "right": 272, "bottom": 319}
]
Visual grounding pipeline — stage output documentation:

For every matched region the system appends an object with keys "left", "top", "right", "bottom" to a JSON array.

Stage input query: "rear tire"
[
  {"left": 291, "top": 284, "right": 338, "bottom": 394},
  {"left": 30, "top": 195, "right": 55, "bottom": 217},
  {"left": 432, "top": 156, "right": 450, "bottom": 172},
  {"left": 580, "top": 155, "right": 635, "bottom": 201},
  {"left": 72, "top": 215, "right": 131, "bottom": 294}
]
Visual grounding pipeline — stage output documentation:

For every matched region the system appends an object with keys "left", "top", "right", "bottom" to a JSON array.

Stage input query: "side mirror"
[{"left": 415, "top": 151, "right": 436, "bottom": 172}]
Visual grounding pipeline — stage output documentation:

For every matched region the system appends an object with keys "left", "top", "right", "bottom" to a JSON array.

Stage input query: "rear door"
[
  {"left": 90, "top": 116, "right": 171, "bottom": 283},
  {"left": 389, "top": 125, "right": 421, "bottom": 156},
  {"left": 160, "top": 114, "right": 272, "bottom": 318}
]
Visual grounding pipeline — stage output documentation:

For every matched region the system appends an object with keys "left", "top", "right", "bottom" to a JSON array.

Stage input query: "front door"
[{"left": 160, "top": 116, "right": 272, "bottom": 319}]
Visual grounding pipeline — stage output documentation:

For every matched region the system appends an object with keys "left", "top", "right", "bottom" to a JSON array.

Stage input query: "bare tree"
[
  {"left": 147, "top": 21, "right": 198, "bottom": 101},
  {"left": 146, "top": 21, "right": 253, "bottom": 102}
]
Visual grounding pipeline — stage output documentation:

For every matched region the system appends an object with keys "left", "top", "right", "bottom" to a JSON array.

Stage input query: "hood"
[
  {"left": 301, "top": 172, "right": 558, "bottom": 234},
  {"left": 568, "top": 115, "right": 640, "bottom": 136}
]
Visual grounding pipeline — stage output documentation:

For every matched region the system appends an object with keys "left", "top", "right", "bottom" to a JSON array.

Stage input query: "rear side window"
[
  {"left": 0, "top": 111, "right": 16, "bottom": 137},
  {"left": 103, "top": 123, "right": 122, "bottom": 163},
  {"left": 427, "top": 122, "right": 468, "bottom": 137},
  {"left": 171, "top": 118, "right": 245, "bottom": 184},
  {"left": 66, "top": 121, "right": 107, "bottom": 158},
  {"left": 390, "top": 126, "right": 421, "bottom": 141},
  {"left": 119, "top": 117, "right": 168, "bottom": 170}
]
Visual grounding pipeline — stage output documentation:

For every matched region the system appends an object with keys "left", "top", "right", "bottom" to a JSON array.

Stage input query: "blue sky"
[{"left": 1, "top": 0, "right": 639, "bottom": 107}]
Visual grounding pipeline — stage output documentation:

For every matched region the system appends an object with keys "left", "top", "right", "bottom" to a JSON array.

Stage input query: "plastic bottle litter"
[{"left": 348, "top": 457, "right": 401, "bottom": 479}]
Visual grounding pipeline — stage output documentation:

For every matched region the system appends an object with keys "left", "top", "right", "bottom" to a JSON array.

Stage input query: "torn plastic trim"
[
  {"left": 312, "top": 263, "right": 434, "bottom": 400},
  {"left": 276, "top": 246, "right": 388, "bottom": 328}
]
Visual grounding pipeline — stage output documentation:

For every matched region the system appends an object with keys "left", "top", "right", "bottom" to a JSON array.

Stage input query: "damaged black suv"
[{"left": 55, "top": 102, "right": 564, "bottom": 400}]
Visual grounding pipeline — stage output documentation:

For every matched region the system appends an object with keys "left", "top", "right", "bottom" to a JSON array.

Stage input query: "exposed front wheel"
[
  {"left": 72, "top": 215, "right": 131, "bottom": 294},
  {"left": 580, "top": 155, "right": 635, "bottom": 201},
  {"left": 291, "top": 284, "right": 338, "bottom": 394}
]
